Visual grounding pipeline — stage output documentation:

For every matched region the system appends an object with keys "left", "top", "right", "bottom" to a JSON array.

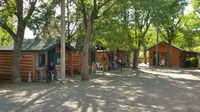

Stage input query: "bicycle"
[{"left": 38, "top": 70, "right": 47, "bottom": 82}]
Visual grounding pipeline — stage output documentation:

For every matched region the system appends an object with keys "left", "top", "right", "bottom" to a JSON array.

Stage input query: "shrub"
[{"left": 190, "top": 57, "right": 199, "bottom": 67}]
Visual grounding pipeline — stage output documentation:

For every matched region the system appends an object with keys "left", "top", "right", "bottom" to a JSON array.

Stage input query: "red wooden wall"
[
  {"left": 0, "top": 52, "right": 35, "bottom": 81},
  {"left": 149, "top": 43, "right": 182, "bottom": 67}
]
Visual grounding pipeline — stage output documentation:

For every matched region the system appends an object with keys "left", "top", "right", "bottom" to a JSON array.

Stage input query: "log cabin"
[
  {"left": 148, "top": 42, "right": 199, "bottom": 67},
  {"left": 95, "top": 49, "right": 130, "bottom": 68},
  {"left": 0, "top": 38, "right": 82, "bottom": 81}
]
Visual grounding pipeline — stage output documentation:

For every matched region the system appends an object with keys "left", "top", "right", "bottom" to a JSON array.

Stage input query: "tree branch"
[
  {"left": 24, "top": 0, "right": 37, "bottom": 23},
  {"left": 0, "top": 21, "right": 16, "bottom": 38},
  {"left": 79, "top": 0, "right": 88, "bottom": 29},
  {"left": 90, "top": 0, "right": 98, "bottom": 21},
  {"left": 98, "top": 0, "right": 112, "bottom": 10},
  {"left": 15, "top": 0, "right": 23, "bottom": 21},
  {"left": 102, "top": 2, "right": 116, "bottom": 17}
]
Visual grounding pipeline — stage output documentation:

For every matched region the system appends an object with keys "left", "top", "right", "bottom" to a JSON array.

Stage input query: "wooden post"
[
  {"left": 80, "top": 52, "right": 82, "bottom": 74},
  {"left": 45, "top": 52, "right": 48, "bottom": 66},
  {"left": 32, "top": 53, "right": 36, "bottom": 81},
  {"left": 156, "top": 28, "right": 159, "bottom": 67},
  {"left": 60, "top": 0, "right": 66, "bottom": 80}
]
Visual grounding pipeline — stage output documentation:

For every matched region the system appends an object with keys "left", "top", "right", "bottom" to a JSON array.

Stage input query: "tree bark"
[
  {"left": 1, "top": 0, "right": 36, "bottom": 82},
  {"left": 143, "top": 46, "right": 147, "bottom": 64},
  {"left": 81, "top": 20, "right": 92, "bottom": 81},
  {"left": 60, "top": 0, "right": 66, "bottom": 80},
  {"left": 12, "top": 32, "right": 24, "bottom": 83},
  {"left": 132, "top": 48, "right": 140, "bottom": 69}
]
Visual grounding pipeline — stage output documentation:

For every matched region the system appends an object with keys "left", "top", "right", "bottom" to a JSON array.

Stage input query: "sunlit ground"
[{"left": 0, "top": 64, "right": 200, "bottom": 112}]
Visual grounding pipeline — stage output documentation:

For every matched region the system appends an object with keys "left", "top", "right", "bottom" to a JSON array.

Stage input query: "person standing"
[{"left": 48, "top": 62, "right": 55, "bottom": 82}]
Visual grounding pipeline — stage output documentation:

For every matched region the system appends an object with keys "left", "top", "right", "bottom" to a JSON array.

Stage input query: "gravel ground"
[{"left": 0, "top": 65, "right": 200, "bottom": 112}]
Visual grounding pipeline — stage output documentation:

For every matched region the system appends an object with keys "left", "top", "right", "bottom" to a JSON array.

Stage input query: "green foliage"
[
  {"left": 192, "top": 0, "right": 200, "bottom": 15},
  {"left": 28, "top": 0, "right": 61, "bottom": 38},
  {"left": 0, "top": 0, "right": 16, "bottom": 45},
  {"left": 154, "top": 0, "right": 187, "bottom": 43},
  {"left": 193, "top": 46, "right": 200, "bottom": 52},
  {"left": 173, "top": 0, "right": 200, "bottom": 50},
  {"left": 190, "top": 57, "right": 199, "bottom": 67},
  {"left": 0, "top": 28, "right": 12, "bottom": 46},
  {"left": 92, "top": 18, "right": 131, "bottom": 51}
]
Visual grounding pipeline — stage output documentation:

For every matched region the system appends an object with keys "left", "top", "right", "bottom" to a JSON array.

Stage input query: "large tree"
[
  {"left": 74, "top": 0, "right": 116, "bottom": 80},
  {"left": 0, "top": 0, "right": 37, "bottom": 82},
  {"left": 152, "top": 0, "right": 187, "bottom": 67},
  {"left": 175, "top": 12, "right": 200, "bottom": 50},
  {"left": 120, "top": 0, "right": 152, "bottom": 69}
]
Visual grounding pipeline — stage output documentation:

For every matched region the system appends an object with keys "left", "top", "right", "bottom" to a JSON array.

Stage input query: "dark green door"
[
  {"left": 153, "top": 52, "right": 159, "bottom": 66},
  {"left": 48, "top": 49, "right": 56, "bottom": 67}
]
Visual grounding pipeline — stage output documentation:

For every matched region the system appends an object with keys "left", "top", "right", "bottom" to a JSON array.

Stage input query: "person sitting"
[{"left": 117, "top": 59, "right": 123, "bottom": 72}]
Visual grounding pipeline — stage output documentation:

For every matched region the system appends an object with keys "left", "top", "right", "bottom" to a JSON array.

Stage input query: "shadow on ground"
[{"left": 0, "top": 67, "right": 200, "bottom": 112}]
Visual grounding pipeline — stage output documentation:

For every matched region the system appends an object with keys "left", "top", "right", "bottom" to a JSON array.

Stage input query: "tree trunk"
[
  {"left": 143, "top": 46, "right": 147, "bottom": 64},
  {"left": 132, "top": 48, "right": 140, "bottom": 69},
  {"left": 12, "top": 36, "right": 24, "bottom": 83},
  {"left": 81, "top": 21, "right": 92, "bottom": 81},
  {"left": 60, "top": 0, "right": 66, "bottom": 80}
]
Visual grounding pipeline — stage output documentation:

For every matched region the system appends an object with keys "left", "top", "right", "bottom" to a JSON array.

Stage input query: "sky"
[{"left": 24, "top": 28, "right": 34, "bottom": 39}]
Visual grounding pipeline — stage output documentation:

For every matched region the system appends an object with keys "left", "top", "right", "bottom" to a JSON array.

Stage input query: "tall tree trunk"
[
  {"left": 81, "top": 21, "right": 92, "bottom": 81},
  {"left": 143, "top": 46, "right": 147, "bottom": 64},
  {"left": 60, "top": 0, "right": 66, "bottom": 80},
  {"left": 12, "top": 33, "right": 24, "bottom": 83},
  {"left": 132, "top": 48, "right": 140, "bottom": 69},
  {"left": 1, "top": 0, "right": 36, "bottom": 82}
]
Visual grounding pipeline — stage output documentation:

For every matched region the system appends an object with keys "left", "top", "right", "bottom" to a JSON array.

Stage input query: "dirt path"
[{"left": 0, "top": 67, "right": 200, "bottom": 112}]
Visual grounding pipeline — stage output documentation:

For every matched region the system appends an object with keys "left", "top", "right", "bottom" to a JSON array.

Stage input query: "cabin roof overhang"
[{"left": 0, "top": 38, "right": 75, "bottom": 52}]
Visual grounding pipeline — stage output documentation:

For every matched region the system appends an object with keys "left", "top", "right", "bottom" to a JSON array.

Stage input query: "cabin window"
[
  {"left": 38, "top": 54, "right": 45, "bottom": 67},
  {"left": 56, "top": 53, "right": 61, "bottom": 64}
]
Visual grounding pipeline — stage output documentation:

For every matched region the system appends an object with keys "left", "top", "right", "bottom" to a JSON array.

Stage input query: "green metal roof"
[{"left": 0, "top": 38, "right": 75, "bottom": 52}]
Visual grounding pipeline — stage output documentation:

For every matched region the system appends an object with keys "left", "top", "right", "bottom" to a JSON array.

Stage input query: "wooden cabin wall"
[
  {"left": 95, "top": 51, "right": 113, "bottom": 63},
  {"left": 71, "top": 52, "right": 82, "bottom": 74},
  {"left": 117, "top": 50, "right": 130, "bottom": 63},
  {"left": 0, "top": 51, "right": 35, "bottom": 81},
  {"left": 55, "top": 48, "right": 72, "bottom": 74},
  {"left": 96, "top": 51, "right": 105, "bottom": 63},
  {"left": 55, "top": 48, "right": 82, "bottom": 74},
  {"left": 65, "top": 49, "right": 71, "bottom": 73},
  {"left": 149, "top": 44, "right": 181, "bottom": 67},
  {"left": 96, "top": 50, "right": 130, "bottom": 64}
]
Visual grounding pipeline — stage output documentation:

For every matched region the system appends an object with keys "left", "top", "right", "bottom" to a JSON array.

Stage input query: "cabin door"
[
  {"left": 90, "top": 50, "right": 96, "bottom": 64},
  {"left": 165, "top": 52, "right": 169, "bottom": 66},
  {"left": 48, "top": 49, "right": 56, "bottom": 67},
  {"left": 153, "top": 52, "right": 159, "bottom": 66}
]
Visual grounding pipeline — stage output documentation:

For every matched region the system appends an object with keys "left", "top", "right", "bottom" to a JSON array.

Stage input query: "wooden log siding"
[
  {"left": 65, "top": 50, "right": 71, "bottom": 72},
  {"left": 96, "top": 52, "right": 104, "bottom": 63},
  {"left": 0, "top": 52, "right": 34, "bottom": 81},
  {"left": 55, "top": 48, "right": 73, "bottom": 74},
  {"left": 71, "top": 52, "right": 82, "bottom": 74},
  {"left": 149, "top": 43, "right": 182, "bottom": 67}
]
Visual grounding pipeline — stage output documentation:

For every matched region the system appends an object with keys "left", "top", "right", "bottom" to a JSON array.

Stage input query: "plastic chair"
[
  {"left": 160, "top": 60, "right": 165, "bottom": 66},
  {"left": 96, "top": 62, "right": 103, "bottom": 74}
]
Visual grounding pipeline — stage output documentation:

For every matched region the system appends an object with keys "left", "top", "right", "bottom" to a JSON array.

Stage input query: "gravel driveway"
[{"left": 0, "top": 65, "right": 200, "bottom": 112}]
